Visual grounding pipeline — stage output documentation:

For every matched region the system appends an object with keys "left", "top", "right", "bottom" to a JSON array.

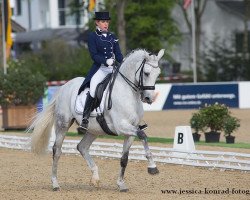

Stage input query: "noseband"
[
  {"left": 117, "top": 59, "right": 157, "bottom": 92},
  {"left": 136, "top": 59, "right": 156, "bottom": 91}
]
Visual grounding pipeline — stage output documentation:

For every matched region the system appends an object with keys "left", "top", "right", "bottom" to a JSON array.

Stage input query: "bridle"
[
  {"left": 107, "top": 58, "right": 158, "bottom": 109},
  {"left": 116, "top": 58, "right": 158, "bottom": 92}
]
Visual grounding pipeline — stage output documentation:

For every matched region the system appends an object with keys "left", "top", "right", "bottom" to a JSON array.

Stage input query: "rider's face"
[{"left": 96, "top": 20, "right": 110, "bottom": 32}]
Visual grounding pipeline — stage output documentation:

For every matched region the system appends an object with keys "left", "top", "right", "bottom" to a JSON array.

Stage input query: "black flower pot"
[
  {"left": 192, "top": 132, "right": 201, "bottom": 142},
  {"left": 205, "top": 131, "right": 221, "bottom": 143},
  {"left": 226, "top": 135, "right": 235, "bottom": 144}
]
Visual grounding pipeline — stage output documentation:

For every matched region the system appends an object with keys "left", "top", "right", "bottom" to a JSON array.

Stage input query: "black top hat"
[{"left": 94, "top": 12, "right": 111, "bottom": 20}]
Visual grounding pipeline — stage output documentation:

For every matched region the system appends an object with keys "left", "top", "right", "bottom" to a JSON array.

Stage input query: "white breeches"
[{"left": 90, "top": 65, "right": 113, "bottom": 97}]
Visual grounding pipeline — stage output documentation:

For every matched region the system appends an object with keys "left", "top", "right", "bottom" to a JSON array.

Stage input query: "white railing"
[{"left": 0, "top": 134, "right": 250, "bottom": 171}]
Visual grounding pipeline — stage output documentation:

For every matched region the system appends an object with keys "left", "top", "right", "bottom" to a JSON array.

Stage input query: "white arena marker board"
[{"left": 173, "top": 126, "right": 195, "bottom": 151}]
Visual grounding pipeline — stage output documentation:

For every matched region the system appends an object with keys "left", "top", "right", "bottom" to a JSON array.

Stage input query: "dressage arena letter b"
[
  {"left": 173, "top": 126, "right": 195, "bottom": 152},
  {"left": 177, "top": 132, "right": 184, "bottom": 144}
]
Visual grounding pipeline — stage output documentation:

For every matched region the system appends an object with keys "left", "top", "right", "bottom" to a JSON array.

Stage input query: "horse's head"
[{"left": 136, "top": 49, "right": 165, "bottom": 104}]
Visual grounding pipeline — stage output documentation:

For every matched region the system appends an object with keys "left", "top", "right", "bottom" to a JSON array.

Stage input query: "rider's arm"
[
  {"left": 112, "top": 35, "right": 123, "bottom": 63},
  {"left": 88, "top": 33, "right": 106, "bottom": 65}
]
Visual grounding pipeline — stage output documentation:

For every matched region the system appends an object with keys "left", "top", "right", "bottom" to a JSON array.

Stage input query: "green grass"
[
  {"left": 66, "top": 132, "right": 250, "bottom": 149},
  {"left": 1, "top": 131, "right": 248, "bottom": 149},
  {"left": 196, "top": 141, "right": 250, "bottom": 149}
]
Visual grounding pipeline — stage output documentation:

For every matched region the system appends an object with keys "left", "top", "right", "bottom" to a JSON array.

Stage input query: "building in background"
[
  {"left": 9, "top": 0, "right": 250, "bottom": 72},
  {"left": 12, "top": 0, "right": 90, "bottom": 30},
  {"left": 171, "top": 0, "right": 250, "bottom": 71},
  {"left": 10, "top": 0, "right": 103, "bottom": 56}
]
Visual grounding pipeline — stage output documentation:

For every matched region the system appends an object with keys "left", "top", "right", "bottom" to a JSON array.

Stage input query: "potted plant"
[
  {"left": 198, "top": 103, "right": 230, "bottom": 143},
  {"left": 0, "top": 63, "right": 46, "bottom": 129},
  {"left": 223, "top": 115, "right": 240, "bottom": 144},
  {"left": 200, "top": 103, "right": 229, "bottom": 142},
  {"left": 190, "top": 112, "right": 204, "bottom": 142}
]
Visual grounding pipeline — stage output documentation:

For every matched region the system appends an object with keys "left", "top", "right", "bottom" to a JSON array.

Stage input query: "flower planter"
[
  {"left": 2, "top": 105, "right": 36, "bottom": 130},
  {"left": 225, "top": 135, "right": 235, "bottom": 144},
  {"left": 204, "top": 131, "right": 221, "bottom": 143},
  {"left": 192, "top": 132, "right": 201, "bottom": 142}
]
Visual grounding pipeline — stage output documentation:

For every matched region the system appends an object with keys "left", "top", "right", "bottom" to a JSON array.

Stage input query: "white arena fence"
[{"left": 0, "top": 134, "right": 250, "bottom": 172}]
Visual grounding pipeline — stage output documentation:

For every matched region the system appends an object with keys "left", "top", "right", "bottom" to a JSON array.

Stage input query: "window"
[
  {"left": 58, "top": 0, "right": 84, "bottom": 26},
  {"left": 235, "top": 32, "right": 250, "bottom": 53},
  {"left": 58, "top": 0, "right": 66, "bottom": 25},
  {"left": 16, "top": 0, "right": 22, "bottom": 16}
]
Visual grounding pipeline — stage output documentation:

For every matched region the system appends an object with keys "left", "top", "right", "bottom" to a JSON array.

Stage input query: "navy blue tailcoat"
[{"left": 78, "top": 29, "right": 123, "bottom": 94}]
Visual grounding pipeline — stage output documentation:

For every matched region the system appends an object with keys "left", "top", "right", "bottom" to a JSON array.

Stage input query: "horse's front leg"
[
  {"left": 117, "top": 136, "right": 135, "bottom": 192},
  {"left": 137, "top": 130, "right": 159, "bottom": 175}
]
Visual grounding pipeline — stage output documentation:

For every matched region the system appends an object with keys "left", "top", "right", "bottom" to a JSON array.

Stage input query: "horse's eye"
[{"left": 144, "top": 72, "right": 149, "bottom": 77}]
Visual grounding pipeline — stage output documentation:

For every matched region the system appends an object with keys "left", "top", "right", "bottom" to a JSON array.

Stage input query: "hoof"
[
  {"left": 148, "top": 167, "right": 159, "bottom": 175},
  {"left": 90, "top": 178, "right": 100, "bottom": 188},
  {"left": 120, "top": 188, "right": 129, "bottom": 192},
  {"left": 118, "top": 184, "right": 129, "bottom": 192},
  {"left": 53, "top": 187, "right": 61, "bottom": 191}
]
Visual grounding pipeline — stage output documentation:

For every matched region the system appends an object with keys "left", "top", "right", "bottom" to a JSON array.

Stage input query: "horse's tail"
[{"left": 28, "top": 91, "right": 59, "bottom": 155}]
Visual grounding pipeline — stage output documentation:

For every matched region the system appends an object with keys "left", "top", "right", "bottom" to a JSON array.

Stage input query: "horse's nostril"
[{"left": 145, "top": 97, "right": 151, "bottom": 103}]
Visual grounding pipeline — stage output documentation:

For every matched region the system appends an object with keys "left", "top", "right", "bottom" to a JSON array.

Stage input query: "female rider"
[{"left": 78, "top": 11, "right": 123, "bottom": 132}]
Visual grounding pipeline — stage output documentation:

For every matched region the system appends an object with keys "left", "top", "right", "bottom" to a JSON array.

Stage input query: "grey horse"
[{"left": 29, "top": 49, "right": 165, "bottom": 192}]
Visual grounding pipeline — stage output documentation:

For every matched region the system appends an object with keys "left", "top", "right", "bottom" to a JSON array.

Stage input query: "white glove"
[{"left": 106, "top": 58, "right": 114, "bottom": 66}]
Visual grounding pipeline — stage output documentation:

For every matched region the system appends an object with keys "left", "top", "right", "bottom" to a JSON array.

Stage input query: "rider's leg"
[
  {"left": 78, "top": 92, "right": 95, "bottom": 131},
  {"left": 78, "top": 66, "right": 113, "bottom": 132},
  {"left": 89, "top": 66, "right": 113, "bottom": 97}
]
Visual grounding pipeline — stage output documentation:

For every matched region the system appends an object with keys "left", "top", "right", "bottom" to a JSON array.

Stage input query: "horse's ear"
[{"left": 157, "top": 49, "right": 165, "bottom": 60}]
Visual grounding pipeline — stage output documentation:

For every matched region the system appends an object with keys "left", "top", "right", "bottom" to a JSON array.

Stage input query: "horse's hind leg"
[
  {"left": 117, "top": 136, "right": 135, "bottom": 192},
  {"left": 51, "top": 130, "right": 66, "bottom": 190},
  {"left": 77, "top": 132, "right": 98, "bottom": 187},
  {"left": 51, "top": 118, "right": 73, "bottom": 190}
]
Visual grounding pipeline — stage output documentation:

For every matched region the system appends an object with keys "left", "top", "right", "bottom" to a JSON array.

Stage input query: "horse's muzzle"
[
  {"left": 141, "top": 95, "right": 153, "bottom": 104},
  {"left": 144, "top": 97, "right": 153, "bottom": 104}
]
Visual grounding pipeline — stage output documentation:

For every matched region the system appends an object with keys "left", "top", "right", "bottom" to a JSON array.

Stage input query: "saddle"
[
  {"left": 91, "top": 73, "right": 117, "bottom": 136},
  {"left": 78, "top": 63, "right": 147, "bottom": 136},
  {"left": 91, "top": 73, "right": 148, "bottom": 135},
  {"left": 93, "top": 73, "right": 112, "bottom": 110}
]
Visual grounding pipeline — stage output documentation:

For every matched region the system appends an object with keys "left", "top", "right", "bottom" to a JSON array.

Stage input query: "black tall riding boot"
[{"left": 78, "top": 93, "right": 95, "bottom": 133}]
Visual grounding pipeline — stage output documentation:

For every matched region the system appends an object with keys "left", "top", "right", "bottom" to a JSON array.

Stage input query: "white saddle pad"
[{"left": 75, "top": 88, "right": 106, "bottom": 115}]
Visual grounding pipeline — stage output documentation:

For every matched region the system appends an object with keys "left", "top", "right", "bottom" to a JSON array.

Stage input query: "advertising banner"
[{"left": 163, "top": 84, "right": 239, "bottom": 109}]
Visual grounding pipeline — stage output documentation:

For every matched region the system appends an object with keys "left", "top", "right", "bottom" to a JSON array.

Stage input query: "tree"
[
  {"left": 243, "top": 0, "right": 250, "bottom": 60},
  {"left": 116, "top": 0, "right": 126, "bottom": 54},
  {"left": 13, "top": 39, "right": 92, "bottom": 81},
  {"left": 178, "top": 0, "right": 207, "bottom": 79},
  {"left": 125, "top": 0, "right": 180, "bottom": 53},
  {"left": 105, "top": 0, "right": 127, "bottom": 54},
  {"left": 202, "top": 35, "right": 248, "bottom": 81},
  {"left": 105, "top": 0, "right": 180, "bottom": 54},
  {"left": 0, "top": 2, "right": 3, "bottom": 70}
]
